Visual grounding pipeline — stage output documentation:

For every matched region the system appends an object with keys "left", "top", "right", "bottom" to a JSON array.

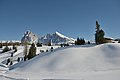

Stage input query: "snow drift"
[{"left": 8, "top": 43, "right": 120, "bottom": 79}]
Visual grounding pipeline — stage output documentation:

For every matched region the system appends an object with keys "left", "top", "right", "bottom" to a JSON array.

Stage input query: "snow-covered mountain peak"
[
  {"left": 21, "top": 30, "right": 39, "bottom": 44},
  {"left": 39, "top": 32, "right": 75, "bottom": 44}
]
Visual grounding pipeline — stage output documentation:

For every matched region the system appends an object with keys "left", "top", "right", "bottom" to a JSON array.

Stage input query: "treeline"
[
  {"left": 1, "top": 44, "right": 17, "bottom": 53},
  {"left": 75, "top": 38, "right": 85, "bottom": 45},
  {"left": 0, "top": 42, "right": 20, "bottom": 47}
]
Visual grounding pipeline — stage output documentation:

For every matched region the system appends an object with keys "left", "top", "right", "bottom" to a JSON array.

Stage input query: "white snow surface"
[
  {"left": 0, "top": 43, "right": 120, "bottom": 80},
  {"left": 55, "top": 31, "right": 70, "bottom": 39}
]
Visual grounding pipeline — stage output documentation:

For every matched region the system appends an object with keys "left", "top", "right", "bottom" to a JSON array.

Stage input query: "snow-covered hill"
[
  {"left": 0, "top": 45, "right": 60, "bottom": 79},
  {"left": 39, "top": 31, "right": 75, "bottom": 44},
  {"left": 5, "top": 43, "right": 120, "bottom": 80}
]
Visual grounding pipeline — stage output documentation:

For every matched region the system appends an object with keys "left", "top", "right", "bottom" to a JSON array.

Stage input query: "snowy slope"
[
  {"left": 0, "top": 45, "right": 60, "bottom": 79},
  {"left": 0, "top": 46, "right": 24, "bottom": 73},
  {"left": 6, "top": 43, "right": 120, "bottom": 80},
  {"left": 39, "top": 31, "right": 75, "bottom": 44},
  {"left": 55, "top": 31, "right": 72, "bottom": 39}
]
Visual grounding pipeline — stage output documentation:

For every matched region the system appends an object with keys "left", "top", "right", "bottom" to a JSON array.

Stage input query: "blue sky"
[{"left": 0, "top": 0, "right": 120, "bottom": 40}]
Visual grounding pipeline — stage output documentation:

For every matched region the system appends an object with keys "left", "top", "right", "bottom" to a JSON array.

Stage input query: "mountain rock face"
[
  {"left": 21, "top": 30, "right": 39, "bottom": 44},
  {"left": 39, "top": 31, "right": 75, "bottom": 44}
]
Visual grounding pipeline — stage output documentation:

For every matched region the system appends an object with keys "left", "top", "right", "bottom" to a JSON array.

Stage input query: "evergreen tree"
[
  {"left": 6, "top": 58, "right": 10, "bottom": 65},
  {"left": 81, "top": 38, "right": 85, "bottom": 45},
  {"left": 13, "top": 45, "right": 17, "bottom": 52},
  {"left": 48, "top": 42, "right": 51, "bottom": 46},
  {"left": 88, "top": 41, "right": 90, "bottom": 44},
  {"left": 24, "top": 56, "right": 27, "bottom": 61},
  {"left": 17, "top": 57, "right": 20, "bottom": 62},
  {"left": 95, "top": 21, "right": 105, "bottom": 44},
  {"left": 97, "top": 30, "right": 105, "bottom": 44},
  {"left": 28, "top": 43, "right": 36, "bottom": 60},
  {"left": 37, "top": 42, "right": 42, "bottom": 47},
  {"left": 60, "top": 44, "right": 63, "bottom": 47},
  {"left": 0, "top": 42, "right": 3, "bottom": 48},
  {"left": 118, "top": 40, "right": 120, "bottom": 43},
  {"left": 11, "top": 52, "right": 14, "bottom": 57},
  {"left": 51, "top": 47, "right": 53, "bottom": 52},
  {"left": 2, "top": 46, "right": 10, "bottom": 53},
  {"left": 65, "top": 43, "right": 69, "bottom": 46},
  {"left": 46, "top": 50, "right": 49, "bottom": 52},
  {"left": 13, "top": 44, "right": 16, "bottom": 50},
  {"left": 75, "top": 37, "right": 85, "bottom": 45},
  {"left": 14, "top": 47, "right": 17, "bottom": 52},
  {"left": 10, "top": 61, "right": 13, "bottom": 65},
  {"left": 75, "top": 37, "right": 80, "bottom": 45}
]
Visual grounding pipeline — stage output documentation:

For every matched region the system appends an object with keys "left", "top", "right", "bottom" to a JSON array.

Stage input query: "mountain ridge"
[
  {"left": 21, "top": 30, "right": 75, "bottom": 44},
  {"left": 39, "top": 31, "right": 75, "bottom": 44}
]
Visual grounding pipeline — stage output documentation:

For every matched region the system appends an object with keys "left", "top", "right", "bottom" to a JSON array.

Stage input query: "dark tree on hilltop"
[
  {"left": 28, "top": 43, "right": 36, "bottom": 60},
  {"left": 95, "top": 21, "right": 105, "bottom": 44}
]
